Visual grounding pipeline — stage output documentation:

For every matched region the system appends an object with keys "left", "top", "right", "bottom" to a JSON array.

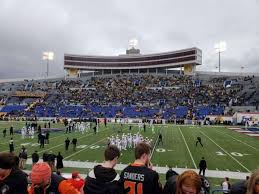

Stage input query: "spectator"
[
  {"left": 246, "top": 169, "right": 259, "bottom": 194},
  {"left": 32, "top": 150, "right": 39, "bottom": 166},
  {"left": 18, "top": 146, "right": 28, "bottom": 169},
  {"left": 175, "top": 170, "right": 202, "bottom": 194},
  {"left": 28, "top": 162, "right": 79, "bottom": 194},
  {"left": 72, "top": 138, "right": 78, "bottom": 151},
  {"left": 230, "top": 169, "right": 259, "bottom": 194},
  {"left": 28, "top": 162, "right": 52, "bottom": 194},
  {"left": 9, "top": 138, "right": 14, "bottom": 153},
  {"left": 45, "top": 130, "right": 50, "bottom": 144},
  {"left": 120, "top": 142, "right": 161, "bottom": 194},
  {"left": 65, "top": 137, "right": 70, "bottom": 150},
  {"left": 199, "top": 157, "right": 207, "bottom": 176},
  {"left": 56, "top": 152, "right": 64, "bottom": 171},
  {"left": 84, "top": 145, "right": 123, "bottom": 194},
  {"left": 0, "top": 152, "right": 28, "bottom": 194},
  {"left": 3, "top": 128, "right": 6, "bottom": 138},
  {"left": 9, "top": 126, "right": 13, "bottom": 136},
  {"left": 67, "top": 171, "right": 84, "bottom": 193},
  {"left": 222, "top": 177, "right": 231, "bottom": 194},
  {"left": 42, "top": 152, "right": 49, "bottom": 162},
  {"left": 46, "top": 152, "right": 56, "bottom": 172},
  {"left": 166, "top": 166, "right": 178, "bottom": 181},
  {"left": 163, "top": 170, "right": 209, "bottom": 194}
]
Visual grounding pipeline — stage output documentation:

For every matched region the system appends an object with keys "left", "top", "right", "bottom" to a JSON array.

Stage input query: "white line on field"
[
  {"left": 150, "top": 134, "right": 159, "bottom": 159},
  {"left": 178, "top": 126, "right": 197, "bottom": 169},
  {"left": 30, "top": 129, "right": 108, "bottom": 156},
  {"left": 214, "top": 128, "right": 259, "bottom": 152},
  {"left": 199, "top": 130, "right": 250, "bottom": 172},
  {"left": 0, "top": 128, "right": 68, "bottom": 146},
  {"left": 64, "top": 136, "right": 109, "bottom": 159}
]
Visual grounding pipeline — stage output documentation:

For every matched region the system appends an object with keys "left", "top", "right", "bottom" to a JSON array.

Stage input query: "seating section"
[
  {"left": 0, "top": 74, "right": 258, "bottom": 119},
  {"left": 1, "top": 105, "right": 26, "bottom": 113}
]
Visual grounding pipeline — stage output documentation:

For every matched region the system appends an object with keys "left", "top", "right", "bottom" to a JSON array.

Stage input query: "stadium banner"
[{"left": 233, "top": 112, "right": 259, "bottom": 125}]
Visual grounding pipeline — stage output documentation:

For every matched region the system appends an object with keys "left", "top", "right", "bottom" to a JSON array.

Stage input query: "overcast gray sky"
[{"left": 0, "top": 0, "right": 258, "bottom": 79}]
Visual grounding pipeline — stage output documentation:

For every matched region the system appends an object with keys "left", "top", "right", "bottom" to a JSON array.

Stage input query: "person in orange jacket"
[
  {"left": 28, "top": 162, "right": 79, "bottom": 194},
  {"left": 67, "top": 171, "right": 85, "bottom": 193}
]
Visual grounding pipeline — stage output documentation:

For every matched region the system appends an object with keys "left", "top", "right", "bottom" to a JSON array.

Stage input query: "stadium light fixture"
[
  {"left": 214, "top": 41, "right": 227, "bottom": 73},
  {"left": 43, "top": 52, "right": 54, "bottom": 77},
  {"left": 128, "top": 38, "right": 138, "bottom": 49}
]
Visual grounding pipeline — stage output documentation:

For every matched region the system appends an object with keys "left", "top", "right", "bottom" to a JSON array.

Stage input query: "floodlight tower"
[
  {"left": 43, "top": 52, "right": 54, "bottom": 77},
  {"left": 214, "top": 41, "right": 227, "bottom": 72},
  {"left": 128, "top": 38, "right": 138, "bottom": 49}
]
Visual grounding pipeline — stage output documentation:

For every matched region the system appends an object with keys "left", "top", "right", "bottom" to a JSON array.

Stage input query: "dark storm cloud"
[{"left": 0, "top": 0, "right": 258, "bottom": 78}]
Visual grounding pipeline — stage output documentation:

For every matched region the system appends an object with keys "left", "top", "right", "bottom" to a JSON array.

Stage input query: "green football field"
[{"left": 0, "top": 121, "right": 259, "bottom": 173}]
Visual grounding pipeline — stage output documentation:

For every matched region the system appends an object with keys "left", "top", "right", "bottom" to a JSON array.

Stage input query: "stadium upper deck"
[{"left": 64, "top": 47, "right": 202, "bottom": 77}]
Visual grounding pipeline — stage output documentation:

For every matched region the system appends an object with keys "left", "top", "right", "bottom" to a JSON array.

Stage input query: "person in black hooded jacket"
[{"left": 84, "top": 145, "right": 123, "bottom": 194}]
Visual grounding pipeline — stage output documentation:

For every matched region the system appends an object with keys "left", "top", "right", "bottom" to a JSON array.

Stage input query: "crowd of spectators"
[{"left": 0, "top": 74, "right": 258, "bottom": 120}]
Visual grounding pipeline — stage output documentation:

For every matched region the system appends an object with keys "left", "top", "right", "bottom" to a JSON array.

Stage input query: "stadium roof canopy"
[{"left": 64, "top": 47, "right": 202, "bottom": 76}]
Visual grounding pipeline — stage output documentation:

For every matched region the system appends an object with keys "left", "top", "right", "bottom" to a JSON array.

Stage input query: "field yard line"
[
  {"left": 28, "top": 128, "right": 108, "bottom": 156},
  {"left": 178, "top": 126, "right": 197, "bottom": 169},
  {"left": 199, "top": 130, "right": 250, "bottom": 172},
  {"left": 214, "top": 128, "right": 259, "bottom": 152},
  {"left": 64, "top": 136, "right": 109, "bottom": 160},
  {"left": 150, "top": 134, "right": 159, "bottom": 159}
]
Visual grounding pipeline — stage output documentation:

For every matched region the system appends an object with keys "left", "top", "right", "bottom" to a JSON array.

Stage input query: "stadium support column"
[
  {"left": 218, "top": 51, "right": 221, "bottom": 72},
  {"left": 47, "top": 59, "right": 49, "bottom": 77}
]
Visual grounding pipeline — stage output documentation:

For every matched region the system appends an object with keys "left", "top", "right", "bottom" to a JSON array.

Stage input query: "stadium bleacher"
[{"left": 0, "top": 74, "right": 258, "bottom": 120}]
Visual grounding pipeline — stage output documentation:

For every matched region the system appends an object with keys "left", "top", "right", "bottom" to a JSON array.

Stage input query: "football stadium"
[{"left": 0, "top": 1, "right": 259, "bottom": 194}]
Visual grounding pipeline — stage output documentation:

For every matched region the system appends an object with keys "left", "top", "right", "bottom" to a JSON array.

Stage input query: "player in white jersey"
[
  {"left": 30, "top": 127, "right": 35, "bottom": 139},
  {"left": 21, "top": 127, "right": 26, "bottom": 139},
  {"left": 151, "top": 125, "right": 155, "bottom": 134},
  {"left": 117, "top": 139, "right": 122, "bottom": 151},
  {"left": 138, "top": 121, "right": 144, "bottom": 131},
  {"left": 150, "top": 119, "right": 153, "bottom": 126},
  {"left": 127, "top": 133, "right": 132, "bottom": 148},
  {"left": 81, "top": 123, "right": 86, "bottom": 134},
  {"left": 122, "top": 135, "right": 127, "bottom": 150},
  {"left": 162, "top": 119, "right": 166, "bottom": 125},
  {"left": 86, "top": 122, "right": 90, "bottom": 132}
]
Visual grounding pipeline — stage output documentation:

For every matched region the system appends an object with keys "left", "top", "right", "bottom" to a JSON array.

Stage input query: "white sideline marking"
[
  {"left": 247, "top": 134, "right": 259, "bottom": 137},
  {"left": 199, "top": 130, "right": 250, "bottom": 172},
  {"left": 215, "top": 128, "right": 259, "bottom": 152},
  {"left": 178, "top": 126, "right": 197, "bottom": 169},
  {"left": 235, "top": 130, "right": 250, "bottom": 133},
  {"left": 24, "top": 160, "right": 251, "bottom": 179}
]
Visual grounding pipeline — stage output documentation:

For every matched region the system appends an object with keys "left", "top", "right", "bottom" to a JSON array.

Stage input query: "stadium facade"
[{"left": 64, "top": 47, "right": 202, "bottom": 77}]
